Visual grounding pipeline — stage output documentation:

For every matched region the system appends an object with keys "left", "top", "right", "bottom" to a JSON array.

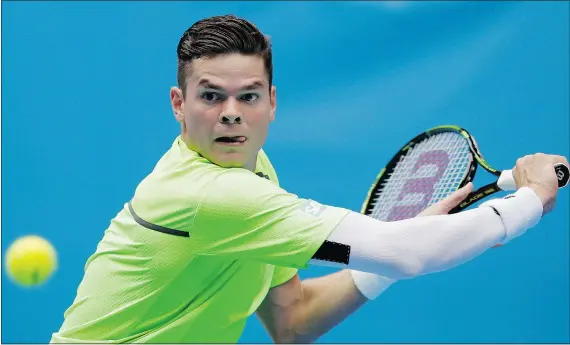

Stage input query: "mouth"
[{"left": 214, "top": 136, "right": 247, "bottom": 145}]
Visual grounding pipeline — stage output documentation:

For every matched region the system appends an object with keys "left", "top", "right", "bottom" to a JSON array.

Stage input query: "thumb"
[{"left": 418, "top": 182, "right": 474, "bottom": 217}]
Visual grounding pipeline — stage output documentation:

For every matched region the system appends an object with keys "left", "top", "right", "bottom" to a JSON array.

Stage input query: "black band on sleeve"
[{"left": 311, "top": 240, "right": 350, "bottom": 265}]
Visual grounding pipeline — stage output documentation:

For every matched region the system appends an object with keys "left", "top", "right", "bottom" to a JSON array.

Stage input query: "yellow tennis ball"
[{"left": 4, "top": 235, "right": 58, "bottom": 287}]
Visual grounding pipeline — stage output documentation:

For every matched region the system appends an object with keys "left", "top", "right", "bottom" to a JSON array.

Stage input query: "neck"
[
  {"left": 180, "top": 133, "right": 257, "bottom": 172},
  {"left": 244, "top": 159, "right": 257, "bottom": 172}
]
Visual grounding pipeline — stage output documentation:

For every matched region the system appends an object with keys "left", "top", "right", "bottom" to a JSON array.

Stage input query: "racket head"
[{"left": 362, "top": 125, "right": 492, "bottom": 221}]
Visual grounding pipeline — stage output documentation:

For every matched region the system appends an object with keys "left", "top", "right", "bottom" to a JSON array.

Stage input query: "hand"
[
  {"left": 417, "top": 182, "right": 474, "bottom": 217},
  {"left": 512, "top": 153, "right": 569, "bottom": 215}
]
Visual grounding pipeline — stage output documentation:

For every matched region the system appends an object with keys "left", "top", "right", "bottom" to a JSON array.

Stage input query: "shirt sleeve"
[{"left": 190, "top": 168, "right": 350, "bottom": 269}]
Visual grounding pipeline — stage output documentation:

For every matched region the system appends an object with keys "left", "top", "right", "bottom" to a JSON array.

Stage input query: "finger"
[
  {"left": 515, "top": 156, "right": 529, "bottom": 168},
  {"left": 418, "top": 183, "right": 473, "bottom": 217},
  {"left": 550, "top": 155, "right": 569, "bottom": 167},
  {"left": 438, "top": 182, "right": 474, "bottom": 212}
]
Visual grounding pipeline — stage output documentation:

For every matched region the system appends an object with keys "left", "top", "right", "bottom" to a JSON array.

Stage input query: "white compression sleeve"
[
  {"left": 349, "top": 270, "right": 395, "bottom": 300},
  {"left": 310, "top": 187, "right": 543, "bottom": 280}
]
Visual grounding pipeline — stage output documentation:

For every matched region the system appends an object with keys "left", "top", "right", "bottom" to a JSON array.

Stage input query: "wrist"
[
  {"left": 528, "top": 183, "right": 555, "bottom": 210},
  {"left": 350, "top": 270, "right": 395, "bottom": 300},
  {"left": 479, "top": 186, "right": 543, "bottom": 244}
]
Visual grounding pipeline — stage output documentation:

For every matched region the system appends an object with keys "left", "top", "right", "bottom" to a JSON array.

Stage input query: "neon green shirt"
[{"left": 51, "top": 136, "right": 349, "bottom": 343}]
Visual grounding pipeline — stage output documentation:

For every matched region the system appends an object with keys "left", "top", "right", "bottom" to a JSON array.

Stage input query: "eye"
[
  {"left": 201, "top": 92, "right": 223, "bottom": 103},
  {"left": 239, "top": 93, "right": 260, "bottom": 103}
]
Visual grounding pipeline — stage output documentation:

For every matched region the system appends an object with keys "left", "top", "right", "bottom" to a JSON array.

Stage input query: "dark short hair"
[{"left": 176, "top": 14, "right": 273, "bottom": 97}]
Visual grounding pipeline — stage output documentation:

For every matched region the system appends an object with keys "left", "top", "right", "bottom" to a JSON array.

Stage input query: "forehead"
[{"left": 187, "top": 54, "right": 268, "bottom": 89}]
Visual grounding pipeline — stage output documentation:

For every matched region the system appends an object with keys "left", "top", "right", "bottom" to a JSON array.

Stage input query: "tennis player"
[{"left": 51, "top": 15, "right": 567, "bottom": 343}]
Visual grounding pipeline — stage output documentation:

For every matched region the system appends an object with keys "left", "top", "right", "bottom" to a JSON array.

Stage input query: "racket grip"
[{"left": 497, "top": 163, "right": 570, "bottom": 191}]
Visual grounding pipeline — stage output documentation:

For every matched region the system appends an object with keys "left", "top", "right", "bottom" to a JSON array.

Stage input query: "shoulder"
[{"left": 128, "top": 138, "right": 227, "bottom": 232}]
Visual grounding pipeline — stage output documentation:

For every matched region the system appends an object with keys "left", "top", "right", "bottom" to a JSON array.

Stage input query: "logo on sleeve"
[{"left": 301, "top": 200, "right": 326, "bottom": 217}]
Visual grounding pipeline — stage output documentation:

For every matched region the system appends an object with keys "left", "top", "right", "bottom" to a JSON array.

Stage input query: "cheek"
[
  {"left": 250, "top": 113, "right": 270, "bottom": 131},
  {"left": 250, "top": 104, "right": 271, "bottom": 125},
  {"left": 185, "top": 109, "right": 218, "bottom": 133},
  {"left": 251, "top": 115, "right": 270, "bottom": 143}
]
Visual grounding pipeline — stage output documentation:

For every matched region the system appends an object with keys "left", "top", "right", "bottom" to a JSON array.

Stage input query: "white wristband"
[
  {"left": 350, "top": 270, "right": 395, "bottom": 300},
  {"left": 479, "top": 187, "right": 543, "bottom": 244}
]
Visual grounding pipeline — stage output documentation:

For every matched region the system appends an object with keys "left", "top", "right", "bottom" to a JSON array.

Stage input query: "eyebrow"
[{"left": 197, "top": 79, "right": 265, "bottom": 91}]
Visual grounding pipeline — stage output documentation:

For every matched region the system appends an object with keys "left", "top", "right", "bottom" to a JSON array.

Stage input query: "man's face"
[{"left": 171, "top": 54, "right": 276, "bottom": 170}]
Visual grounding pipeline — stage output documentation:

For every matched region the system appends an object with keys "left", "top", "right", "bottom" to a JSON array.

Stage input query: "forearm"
[
  {"left": 310, "top": 187, "right": 543, "bottom": 280},
  {"left": 289, "top": 270, "right": 369, "bottom": 343}
]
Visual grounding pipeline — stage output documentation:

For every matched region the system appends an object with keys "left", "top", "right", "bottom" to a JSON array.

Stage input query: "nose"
[
  {"left": 219, "top": 114, "right": 242, "bottom": 125},
  {"left": 219, "top": 98, "right": 242, "bottom": 125}
]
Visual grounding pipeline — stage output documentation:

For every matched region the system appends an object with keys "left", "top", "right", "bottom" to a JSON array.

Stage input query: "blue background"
[{"left": 2, "top": 1, "right": 568, "bottom": 343}]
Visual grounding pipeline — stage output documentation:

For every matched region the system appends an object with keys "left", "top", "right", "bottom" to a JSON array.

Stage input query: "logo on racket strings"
[{"left": 387, "top": 150, "right": 450, "bottom": 221}]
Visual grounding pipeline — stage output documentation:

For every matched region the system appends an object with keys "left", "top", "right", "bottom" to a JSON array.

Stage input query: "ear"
[
  {"left": 170, "top": 87, "right": 185, "bottom": 123},
  {"left": 269, "top": 85, "right": 277, "bottom": 122}
]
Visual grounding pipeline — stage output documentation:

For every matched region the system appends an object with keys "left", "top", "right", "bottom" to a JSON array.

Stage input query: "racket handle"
[{"left": 497, "top": 163, "right": 570, "bottom": 191}]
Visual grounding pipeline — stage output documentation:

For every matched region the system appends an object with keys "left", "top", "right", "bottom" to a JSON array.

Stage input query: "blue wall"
[{"left": 2, "top": 1, "right": 568, "bottom": 343}]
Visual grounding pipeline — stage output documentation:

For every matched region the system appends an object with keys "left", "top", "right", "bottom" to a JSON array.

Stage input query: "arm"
[
  {"left": 257, "top": 270, "right": 368, "bottom": 344},
  {"left": 316, "top": 186, "right": 544, "bottom": 279},
  {"left": 256, "top": 185, "right": 547, "bottom": 343},
  {"left": 256, "top": 184, "right": 474, "bottom": 343}
]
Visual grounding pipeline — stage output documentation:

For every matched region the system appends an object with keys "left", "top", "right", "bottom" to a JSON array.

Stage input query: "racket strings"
[{"left": 369, "top": 132, "right": 473, "bottom": 221}]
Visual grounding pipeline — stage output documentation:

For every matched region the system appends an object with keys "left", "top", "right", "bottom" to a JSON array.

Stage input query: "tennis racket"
[{"left": 361, "top": 125, "right": 569, "bottom": 221}]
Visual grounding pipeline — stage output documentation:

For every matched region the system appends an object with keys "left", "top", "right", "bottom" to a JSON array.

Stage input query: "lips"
[{"left": 214, "top": 136, "right": 247, "bottom": 143}]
